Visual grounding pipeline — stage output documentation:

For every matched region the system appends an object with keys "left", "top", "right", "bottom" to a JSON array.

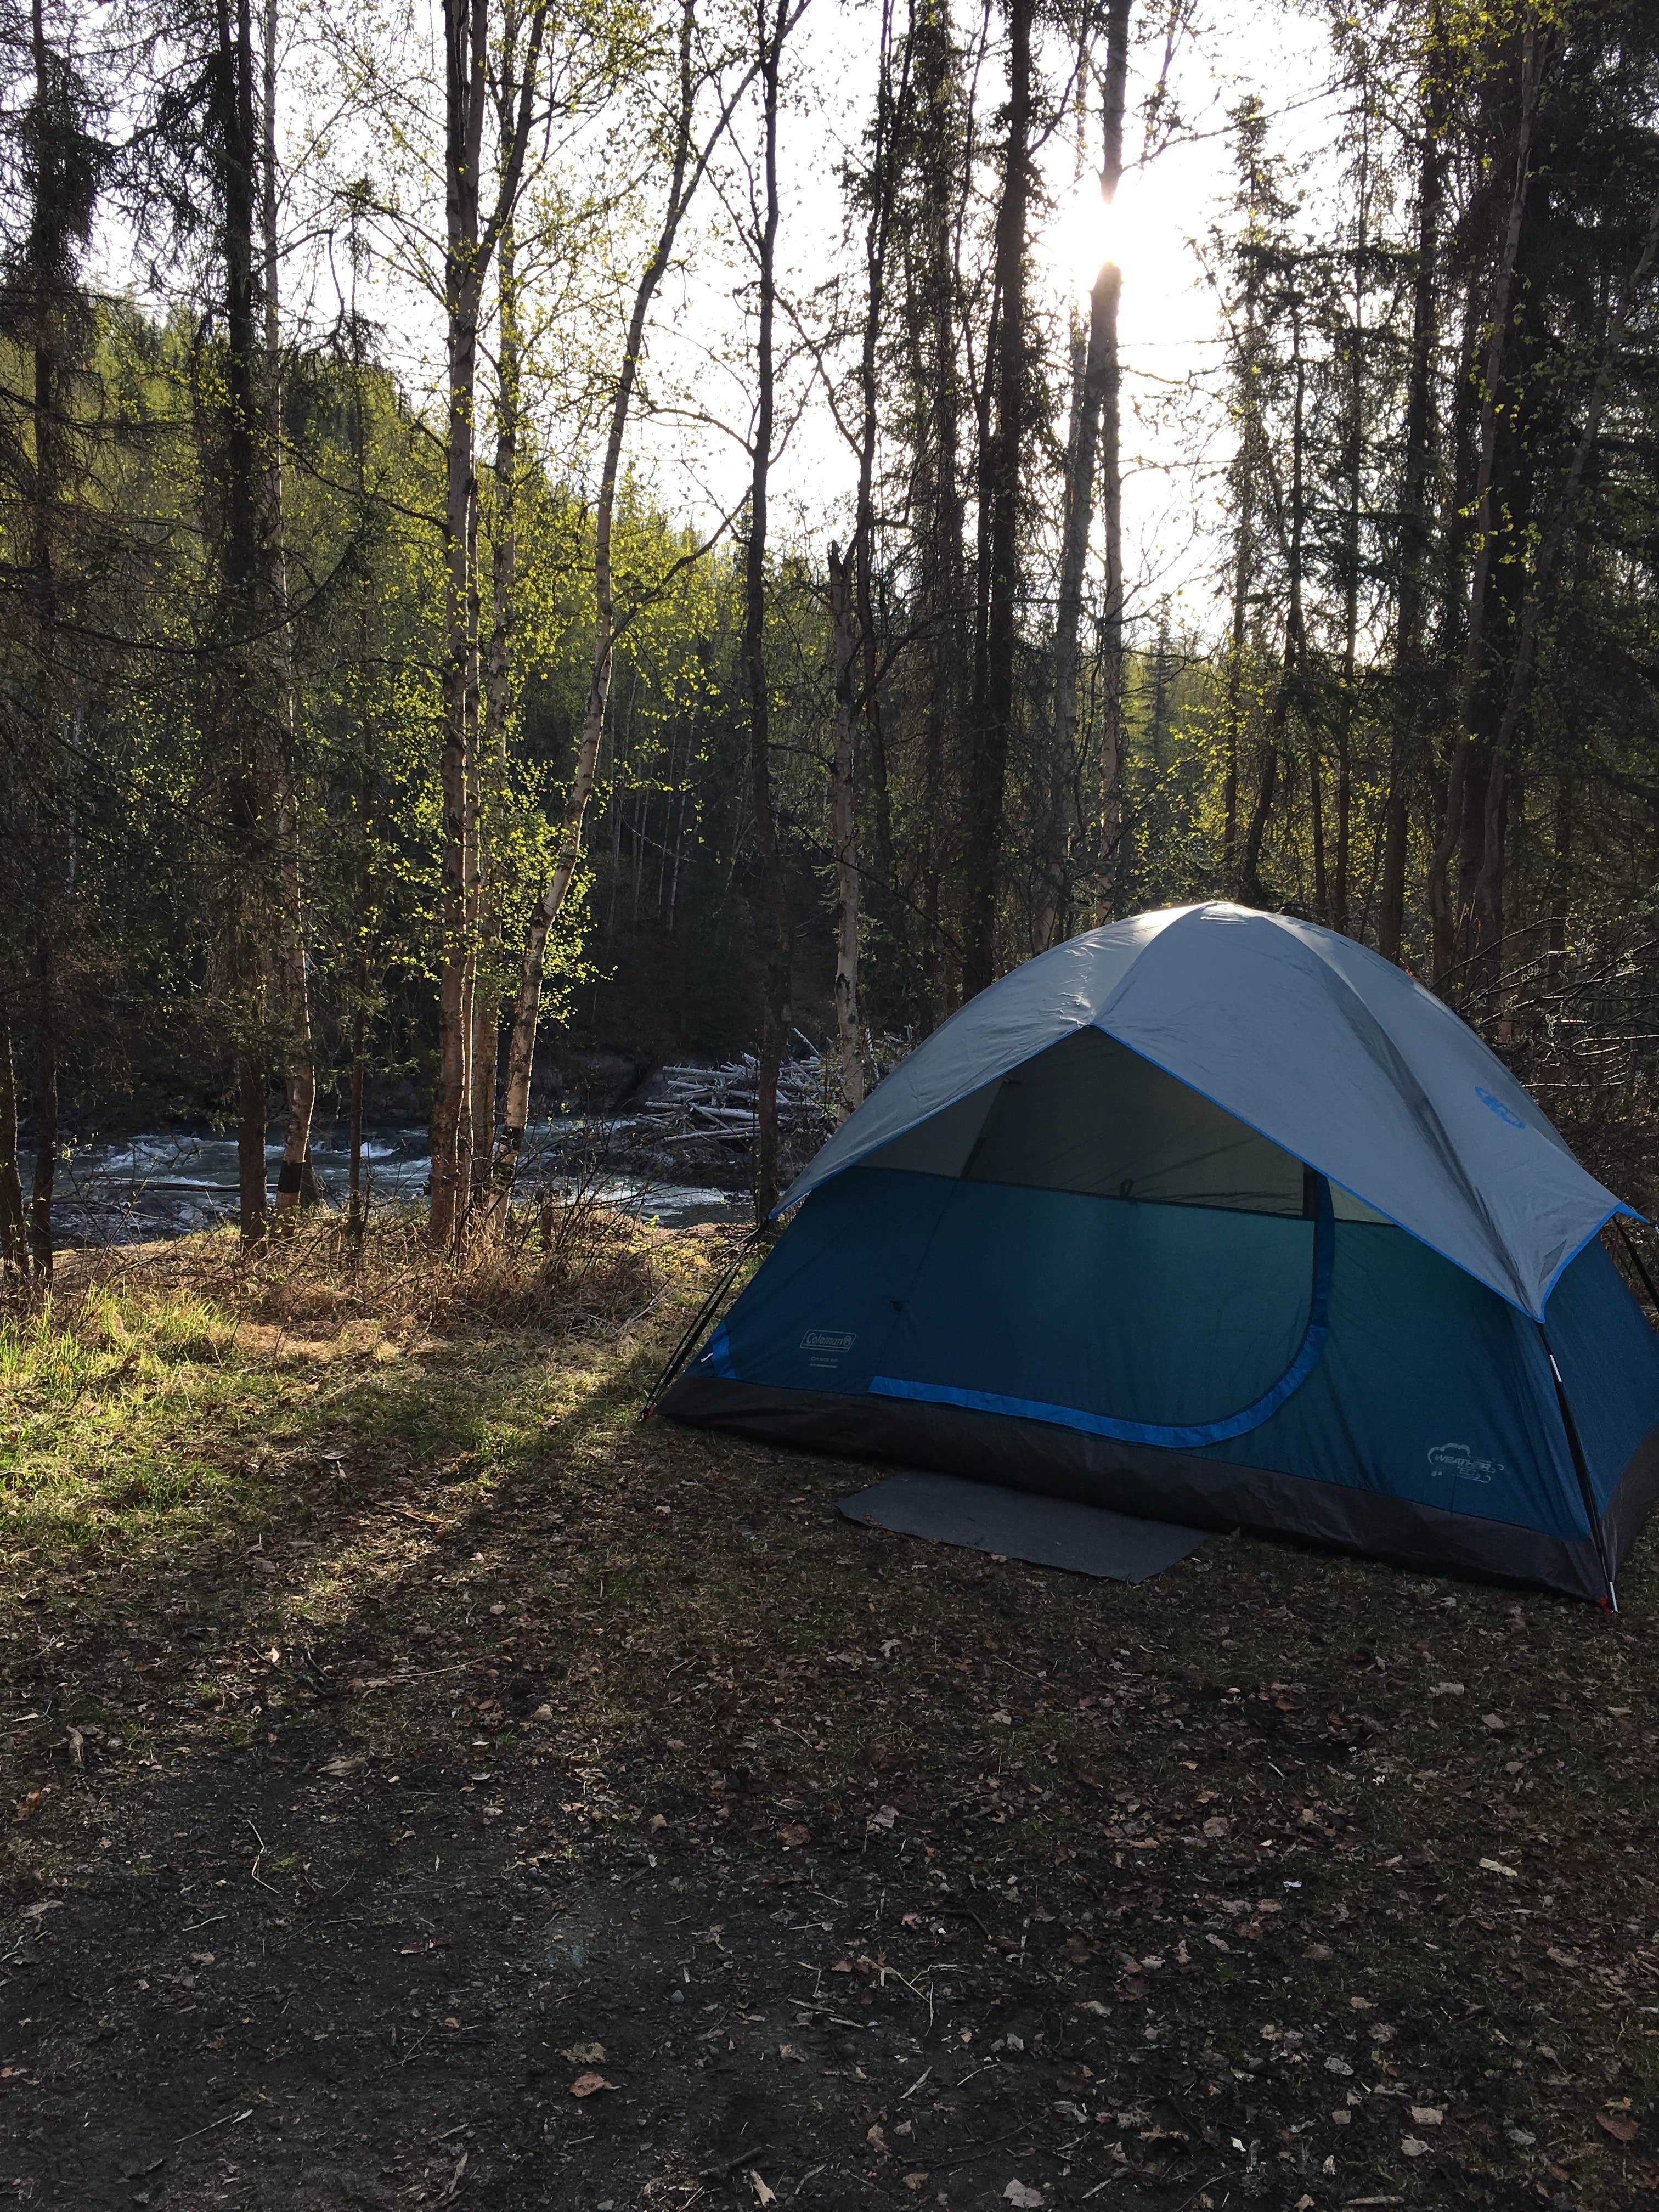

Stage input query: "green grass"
[
  {"left": 0, "top": 1210, "right": 716, "bottom": 1569},
  {"left": 1, "top": 1278, "right": 273, "bottom": 1554}
]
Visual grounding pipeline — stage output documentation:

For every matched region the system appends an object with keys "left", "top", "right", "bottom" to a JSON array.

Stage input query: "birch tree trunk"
[
  {"left": 1331, "top": 94, "right": 1369, "bottom": 939},
  {"left": 850, "top": 0, "right": 902, "bottom": 1001},
  {"left": 0, "top": 1020, "right": 27, "bottom": 1284},
  {"left": 430, "top": 0, "right": 548, "bottom": 1249},
  {"left": 26, "top": 945, "right": 56, "bottom": 1281},
  {"left": 214, "top": 0, "right": 272, "bottom": 1246},
  {"left": 962, "top": 0, "right": 1032, "bottom": 998},
  {"left": 1379, "top": 18, "right": 1444, "bottom": 967},
  {"left": 827, "top": 543, "right": 864, "bottom": 1118},
  {"left": 429, "top": 0, "right": 487, "bottom": 1249},
  {"left": 486, "top": 0, "right": 704, "bottom": 1226},
  {"left": 1239, "top": 308, "right": 1306, "bottom": 908},
  {"left": 909, "top": 0, "right": 964, "bottom": 1024},
  {"left": 24, "top": 0, "right": 64, "bottom": 1282},
  {"left": 1219, "top": 110, "right": 1268, "bottom": 899},
  {"left": 1426, "top": 14, "right": 1541, "bottom": 991},
  {"left": 1051, "top": 0, "right": 1129, "bottom": 931},
  {"left": 744, "top": 0, "right": 794, "bottom": 1221},
  {"left": 471, "top": 25, "right": 524, "bottom": 1204},
  {"left": 1095, "top": 0, "right": 1128, "bottom": 916},
  {"left": 262, "top": 0, "right": 317, "bottom": 1226}
]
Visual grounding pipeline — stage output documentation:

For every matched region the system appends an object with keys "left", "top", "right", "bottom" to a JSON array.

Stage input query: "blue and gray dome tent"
[{"left": 660, "top": 905, "right": 1659, "bottom": 1603}]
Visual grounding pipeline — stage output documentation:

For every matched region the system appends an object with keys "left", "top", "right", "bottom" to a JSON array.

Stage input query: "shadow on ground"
[{"left": 4, "top": 1272, "right": 1659, "bottom": 2211}]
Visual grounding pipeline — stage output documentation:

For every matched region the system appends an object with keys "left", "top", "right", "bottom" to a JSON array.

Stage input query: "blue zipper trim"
[
  {"left": 704, "top": 1323, "right": 736, "bottom": 1378},
  {"left": 866, "top": 1175, "right": 1335, "bottom": 1449}
]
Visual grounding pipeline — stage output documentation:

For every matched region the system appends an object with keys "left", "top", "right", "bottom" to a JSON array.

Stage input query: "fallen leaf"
[
  {"left": 1482, "top": 1713, "right": 1507, "bottom": 1731},
  {"left": 64, "top": 1728, "right": 84, "bottom": 1769},
  {"left": 1478, "top": 1857, "right": 1519, "bottom": 1878},
  {"left": 1003, "top": 2185, "right": 1043, "bottom": 2209},
  {"left": 648, "top": 1813, "right": 668, "bottom": 1832},
  {"left": 1598, "top": 2110, "right": 1638, "bottom": 2145},
  {"left": 12, "top": 1789, "right": 46, "bottom": 1824},
  {"left": 1401, "top": 2134, "right": 1431, "bottom": 2157},
  {"left": 1429, "top": 1681, "right": 1465, "bottom": 1696},
  {"left": 869, "top": 1804, "right": 898, "bottom": 1831},
  {"left": 777, "top": 1824, "right": 809, "bottom": 1849},
  {"left": 569, "top": 2072, "right": 614, "bottom": 2098},
  {"left": 561, "top": 2042, "right": 606, "bottom": 2064},
  {"left": 532, "top": 1703, "right": 554, "bottom": 1722},
  {"left": 748, "top": 2172, "right": 777, "bottom": 2206},
  {"left": 319, "top": 1756, "right": 362, "bottom": 1778},
  {"left": 903, "top": 2174, "right": 930, "bottom": 2193},
  {"left": 20, "top": 1898, "right": 64, "bottom": 1921},
  {"left": 1410, "top": 2106, "right": 1443, "bottom": 2126},
  {"left": 1324, "top": 2057, "right": 1353, "bottom": 2078}
]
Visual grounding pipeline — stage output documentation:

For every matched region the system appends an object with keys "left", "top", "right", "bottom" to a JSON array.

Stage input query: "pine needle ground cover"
[{"left": 2, "top": 1222, "right": 1657, "bottom": 2212}]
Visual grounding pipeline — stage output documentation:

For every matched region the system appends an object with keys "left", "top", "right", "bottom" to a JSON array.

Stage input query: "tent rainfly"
[{"left": 661, "top": 904, "right": 1659, "bottom": 1604}]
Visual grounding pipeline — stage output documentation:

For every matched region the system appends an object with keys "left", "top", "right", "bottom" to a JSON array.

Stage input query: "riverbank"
[
  {"left": 16, "top": 1114, "right": 755, "bottom": 1249},
  {"left": 3, "top": 1221, "right": 1658, "bottom": 2209}
]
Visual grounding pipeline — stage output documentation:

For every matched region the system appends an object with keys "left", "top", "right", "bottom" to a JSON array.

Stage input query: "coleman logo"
[
  {"left": 1427, "top": 1442, "right": 1503, "bottom": 1485},
  {"left": 801, "top": 1330, "right": 856, "bottom": 1355},
  {"left": 1476, "top": 1085, "right": 1525, "bottom": 1129}
]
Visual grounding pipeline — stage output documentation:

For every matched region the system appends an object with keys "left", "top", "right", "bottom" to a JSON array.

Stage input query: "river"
[{"left": 20, "top": 1120, "right": 748, "bottom": 1245}]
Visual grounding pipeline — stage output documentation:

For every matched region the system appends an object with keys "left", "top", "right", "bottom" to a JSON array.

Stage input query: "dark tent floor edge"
[{"left": 664, "top": 1368, "right": 1659, "bottom": 1602}]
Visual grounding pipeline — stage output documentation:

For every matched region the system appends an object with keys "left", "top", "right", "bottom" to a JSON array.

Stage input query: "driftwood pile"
[{"left": 633, "top": 1032, "right": 908, "bottom": 1152}]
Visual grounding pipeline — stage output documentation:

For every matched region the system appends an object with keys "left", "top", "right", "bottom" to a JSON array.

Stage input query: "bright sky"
[
  {"left": 91, "top": 0, "right": 1347, "bottom": 648},
  {"left": 636, "top": 0, "right": 1347, "bottom": 640}
]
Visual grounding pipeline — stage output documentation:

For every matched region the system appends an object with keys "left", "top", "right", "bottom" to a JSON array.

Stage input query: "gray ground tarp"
[
  {"left": 839, "top": 1470, "right": 1207, "bottom": 1581},
  {"left": 782, "top": 903, "right": 1634, "bottom": 1318}
]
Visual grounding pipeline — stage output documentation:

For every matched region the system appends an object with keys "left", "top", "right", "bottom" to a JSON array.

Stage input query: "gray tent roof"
[{"left": 780, "top": 902, "right": 1634, "bottom": 1318}]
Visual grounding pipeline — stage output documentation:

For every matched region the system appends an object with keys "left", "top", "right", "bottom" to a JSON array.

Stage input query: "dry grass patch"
[{"left": 0, "top": 1201, "right": 725, "bottom": 1566}]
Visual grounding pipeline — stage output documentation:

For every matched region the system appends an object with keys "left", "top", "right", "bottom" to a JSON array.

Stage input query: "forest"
[
  {"left": 1, "top": 0, "right": 1656, "bottom": 1261},
  {"left": 5, "top": 5, "right": 1659, "bottom": 2203}
]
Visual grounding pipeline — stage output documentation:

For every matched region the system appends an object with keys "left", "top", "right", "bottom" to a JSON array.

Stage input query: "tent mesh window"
[{"left": 866, "top": 1029, "right": 1385, "bottom": 1220}]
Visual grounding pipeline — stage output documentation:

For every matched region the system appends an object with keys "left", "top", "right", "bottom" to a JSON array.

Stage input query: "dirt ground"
[{"left": 4, "top": 1231, "right": 1659, "bottom": 2212}]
